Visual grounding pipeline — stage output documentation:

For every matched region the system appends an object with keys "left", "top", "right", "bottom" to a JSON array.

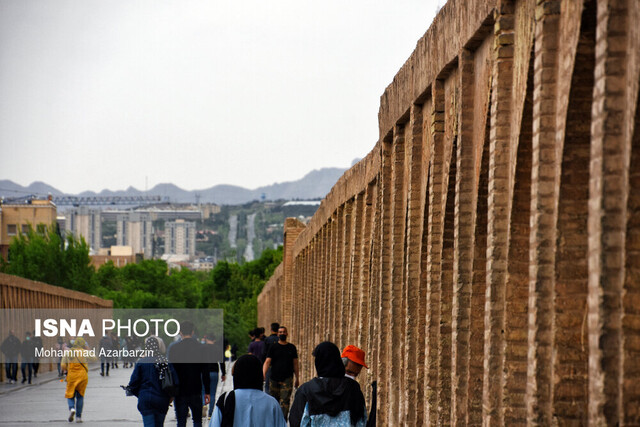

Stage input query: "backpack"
[
  {"left": 215, "top": 390, "right": 236, "bottom": 427},
  {"left": 160, "top": 365, "right": 179, "bottom": 397}
]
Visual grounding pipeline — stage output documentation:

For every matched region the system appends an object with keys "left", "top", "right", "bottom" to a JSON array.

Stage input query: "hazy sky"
[{"left": 1, "top": 0, "right": 440, "bottom": 194}]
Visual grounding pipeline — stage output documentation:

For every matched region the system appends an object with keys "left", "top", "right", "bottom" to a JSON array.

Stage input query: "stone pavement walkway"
[{"left": 0, "top": 363, "right": 233, "bottom": 426}]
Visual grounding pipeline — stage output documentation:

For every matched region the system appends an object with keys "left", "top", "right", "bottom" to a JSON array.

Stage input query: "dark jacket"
[
  {"left": 20, "top": 339, "right": 36, "bottom": 363},
  {"left": 289, "top": 377, "right": 366, "bottom": 427},
  {"left": 99, "top": 336, "right": 114, "bottom": 351},
  {"left": 168, "top": 337, "right": 210, "bottom": 396},
  {"left": 1, "top": 335, "right": 21, "bottom": 358},
  {"left": 128, "top": 358, "right": 178, "bottom": 416}
]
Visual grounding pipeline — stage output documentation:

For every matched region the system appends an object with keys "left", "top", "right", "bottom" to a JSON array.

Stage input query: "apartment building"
[
  {"left": 164, "top": 219, "right": 196, "bottom": 257},
  {"left": 116, "top": 212, "right": 153, "bottom": 259},
  {"left": 65, "top": 206, "right": 102, "bottom": 252}
]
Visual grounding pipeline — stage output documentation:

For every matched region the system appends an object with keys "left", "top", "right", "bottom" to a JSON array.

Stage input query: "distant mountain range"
[{"left": 0, "top": 167, "right": 348, "bottom": 206}]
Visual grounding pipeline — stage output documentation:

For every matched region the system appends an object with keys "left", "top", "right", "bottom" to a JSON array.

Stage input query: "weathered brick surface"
[{"left": 257, "top": 0, "right": 640, "bottom": 424}]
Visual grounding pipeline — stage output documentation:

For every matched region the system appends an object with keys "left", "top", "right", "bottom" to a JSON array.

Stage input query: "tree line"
[{"left": 0, "top": 225, "right": 282, "bottom": 350}]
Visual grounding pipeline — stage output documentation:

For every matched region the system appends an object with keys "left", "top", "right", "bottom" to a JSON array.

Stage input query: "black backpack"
[
  {"left": 215, "top": 390, "right": 236, "bottom": 427},
  {"left": 160, "top": 365, "right": 179, "bottom": 397}
]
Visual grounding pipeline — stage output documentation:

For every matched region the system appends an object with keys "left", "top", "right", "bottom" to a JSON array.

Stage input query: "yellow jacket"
[{"left": 61, "top": 347, "right": 93, "bottom": 398}]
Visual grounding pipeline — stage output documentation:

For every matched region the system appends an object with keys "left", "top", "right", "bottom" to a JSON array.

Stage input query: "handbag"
[{"left": 160, "top": 365, "right": 179, "bottom": 397}]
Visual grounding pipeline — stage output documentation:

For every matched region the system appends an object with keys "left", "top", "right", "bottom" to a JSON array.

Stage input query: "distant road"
[
  {"left": 229, "top": 215, "right": 238, "bottom": 248},
  {"left": 244, "top": 213, "right": 257, "bottom": 261}
]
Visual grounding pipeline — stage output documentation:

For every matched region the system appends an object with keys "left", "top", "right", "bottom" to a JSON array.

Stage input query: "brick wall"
[
  {"left": 258, "top": 0, "right": 640, "bottom": 424},
  {"left": 0, "top": 273, "right": 113, "bottom": 381}
]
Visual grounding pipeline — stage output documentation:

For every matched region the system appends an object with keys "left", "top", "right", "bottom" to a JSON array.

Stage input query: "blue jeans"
[
  {"left": 142, "top": 412, "right": 166, "bottom": 427},
  {"left": 175, "top": 394, "right": 203, "bottom": 427},
  {"left": 67, "top": 391, "right": 84, "bottom": 417},
  {"left": 202, "top": 372, "right": 219, "bottom": 417},
  {"left": 5, "top": 357, "right": 18, "bottom": 381},
  {"left": 20, "top": 361, "right": 32, "bottom": 382}
]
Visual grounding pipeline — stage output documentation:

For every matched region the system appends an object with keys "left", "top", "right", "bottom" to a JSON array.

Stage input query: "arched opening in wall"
[
  {"left": 418, "top": 158, "right": 431, "bottom": 425},
  {"left": 468, "top": 95, "right": 490, "bottom": 425},
  {"left": 623, "top": 78, "right": 640, "bottom": 424},
  {"left": 438, "top": 134, "right": 457, "bottom": 425},
  {"left": 553, "top": 1, "right": 595, "bottom": 423},
  {"left": 504, "top": 47, "right": 534, "bottom": 424}
]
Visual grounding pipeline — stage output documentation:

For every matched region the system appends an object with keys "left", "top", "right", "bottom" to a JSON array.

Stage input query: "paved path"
[
  {"left": 228, "top": 215, "right": 238, "bottom": 249},
  {"left": 243, "top": 213, "right": 256, "bottom": 261},
  {"left": 0, "top": 363, "right": 233, "bottom": 426}
]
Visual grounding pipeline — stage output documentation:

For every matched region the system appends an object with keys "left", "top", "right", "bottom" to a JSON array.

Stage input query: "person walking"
[
  {"left": 247, "top": 329, "right": 265, "bottom": 360},
  {"left": 127, "top": 337, "right": 178, "bottom": 427},
  {"left": 262, "top": 323, "right": 279, "bottom": 394},
  {"left": 202, "top": 333, "right": 226, "bottom": 420},
  {"left": 55, "top": 338, "right": 65, "bottom": 377},
  {"left": 20, "top": 331, "right": 35, "bottom": 384},
  {"left": 168, "top": 321, "right": 210, "bottom": 427},
  {"left": 289, "top": 342, "right": 366, "bottom": 427},
  {"left": 31, "top": 331, "right": 42, "bottom": 378},
  {"left": 262, "top": 326, "right": 299, "bottom": 421},
  {"left": 210, "top": 354, "right": 286, "bottom": 427},
  {"left": 341, "top": 345, "right": 368, "bottom": 380},
  {"left": 110, "top": 332, "right": 120, "bottom": 369},
  {"left": 99, "top": 335, "right": 113, "bottom": 377},
  {"left": 61, "top": 337, "right": 93, "bottom": 423},
  {"left": 1, "top": 330, "right": 21, "bottom": 384}
]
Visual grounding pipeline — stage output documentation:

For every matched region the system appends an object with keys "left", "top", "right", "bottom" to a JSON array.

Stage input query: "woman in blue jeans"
[
  {"left": 127, "top": 337, "right": 177, "bottom": 427},
  {"left": 202, "top": 334, "right": 226, "bottom": 419}
]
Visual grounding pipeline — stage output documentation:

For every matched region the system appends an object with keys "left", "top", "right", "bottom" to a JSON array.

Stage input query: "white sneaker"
[
  {"left": 68, "top": 408, "right": 76, "bottom": 422},
  {"left": 76, "top": 417, "right": 83, "bottom": 423}
]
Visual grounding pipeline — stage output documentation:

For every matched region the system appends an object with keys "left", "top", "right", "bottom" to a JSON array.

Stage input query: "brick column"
[
  {"left": 451, "top": 48, "right": 476, "bottom": 427},
  {"left": 484, "top": 2, "right": 515, "bottom": 424},
  {"left": 526, "top": 1, "right": 562, "bottom": 424},
  {"left": 389, "top": 124, "right": 407, "bottom": 425},
  {"left": 282, "top": 218, "right": 305, "bottom": 329},
  {"left": 348, "top": 193, "right": 364, "bottom": 348},
  {"left": 378, "top": 136, "right": 393, "bottom": 425},
  {"left": 334, "top": 206, "right": 345, "bottom": 339},
  {"left": 424, "top": 80, "right": 446, "bottom": 424},
  {"left": 338, "top": 199, "right": 353, "bottom": 348},
  {"left": 402, "top": 104, "right": 426, "bottom": 426},
  {"left": 589, "top": 0, "right": 640, "bottom": 424},
  {"left": 365, "top": 179, "right": 380, "bottom": 409}
]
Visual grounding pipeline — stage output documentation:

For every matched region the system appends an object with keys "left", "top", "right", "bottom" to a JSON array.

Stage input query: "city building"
[
  {"left": 0, "top": 197, "right": 57, "bottom": 260},
  {"left": 164, "top": 219, "right": 196, "bottom": 257},
  {"left": 116, "top": 212, "right": 153, "bottom": 259},
  {"left": 91, "top": 246, "right": 136, "bottom": 268},
  {"left": 65, "top": 206, "right": 102, "bottom": 252}
]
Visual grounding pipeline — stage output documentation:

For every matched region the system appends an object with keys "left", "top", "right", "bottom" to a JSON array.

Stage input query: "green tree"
[{"left": 1, "top": 224, "right": 94, "bottom": 292}]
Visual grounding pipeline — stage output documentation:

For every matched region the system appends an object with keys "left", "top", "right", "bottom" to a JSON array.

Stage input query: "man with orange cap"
[{"left": 341, "top": 345, "right": 368, "bottom": 380}]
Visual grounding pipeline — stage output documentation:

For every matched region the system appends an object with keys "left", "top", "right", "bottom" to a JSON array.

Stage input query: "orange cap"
[{"left": 341, "top": 345, "right": 368, "bottom": 368}]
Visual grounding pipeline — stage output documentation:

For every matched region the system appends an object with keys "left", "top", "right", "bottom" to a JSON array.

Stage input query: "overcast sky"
[{"left": 0, "top": 0, "right": 440, "bottom": 194}]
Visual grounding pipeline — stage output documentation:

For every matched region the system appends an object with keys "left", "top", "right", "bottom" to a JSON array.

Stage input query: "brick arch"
[
  {"left": 504, "top": 46, "right": 534, "bottom": 424},
  {"left": 468, "top": 104, "right": 490, "bottom": 425},
  {"left": 552, "top": 2, "right": 596, "bottom": 423}
]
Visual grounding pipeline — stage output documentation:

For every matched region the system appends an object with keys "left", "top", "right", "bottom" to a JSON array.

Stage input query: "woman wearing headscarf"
[
  {"left": 61, "top": 337, "right": 94, "bottom": 423},
  {"left": 289, "top": 342, "right": 366, "bottom": 427},
  {"left": 127, "top": 337, "right": 178, "bottom": 427},
  {"left": 209, "top": 354, "right": 286, "bottom": 427}
]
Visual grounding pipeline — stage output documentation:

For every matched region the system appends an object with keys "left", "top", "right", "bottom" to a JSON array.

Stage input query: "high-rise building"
[
  {"left": 164, "top": 219, "right": 196, "bottom": 257},
  {"left": 65, "top": 206, "right": 102, "bottom": 252},
  {"left": 116, "top": 212, "right": 153, "bottom": 259}
]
